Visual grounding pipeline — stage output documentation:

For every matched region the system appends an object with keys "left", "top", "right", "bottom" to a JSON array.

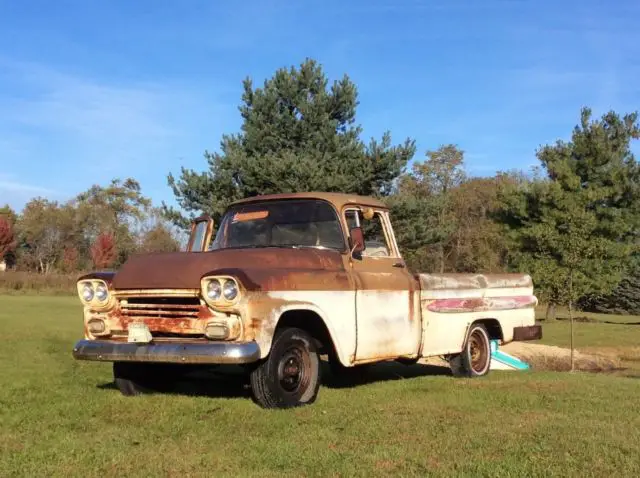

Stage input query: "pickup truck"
[{"left": 72, "top": 192, "right": 541, "bottom": 408}]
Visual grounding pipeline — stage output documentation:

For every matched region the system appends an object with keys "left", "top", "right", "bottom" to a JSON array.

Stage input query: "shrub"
[{"left": 0, "top": 271, "right": 78, "bottom": 295}]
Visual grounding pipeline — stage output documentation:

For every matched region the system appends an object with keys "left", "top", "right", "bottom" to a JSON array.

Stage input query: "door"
[{"left": 345, "top": 208, "right": 421, "bottom": 362}]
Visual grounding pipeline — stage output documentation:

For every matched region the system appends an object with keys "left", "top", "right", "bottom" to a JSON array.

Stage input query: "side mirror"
[{"left": 349, "top": 227, "right": 365, "bottom": 255}]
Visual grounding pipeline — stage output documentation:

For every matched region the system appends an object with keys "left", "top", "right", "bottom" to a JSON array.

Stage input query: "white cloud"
[
  {"left": 0, "top": 179, "right": 55, "bottom": 195},
  {"left": 0, "top": 58, "right": 229, "bottom": 211},
  {"left": 0, "top": 58, "right": 184, "bottom": 161},
  {"left": 0, "top": 172, "right": 59, "bottom": 211}
]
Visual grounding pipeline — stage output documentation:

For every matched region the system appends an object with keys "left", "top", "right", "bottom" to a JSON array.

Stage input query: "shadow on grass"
[
  {"left": 320, "top": 360, "right": 451, "bottom": 389},
  {"left": 95, "top": 361, "right": 452, "bottom": 400},
  {"left": 98, "top": 365, "right": 252, "bottom": 399}
]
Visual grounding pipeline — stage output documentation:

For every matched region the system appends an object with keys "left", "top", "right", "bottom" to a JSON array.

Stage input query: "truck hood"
[{"left": 112, "top": 248, "right": 345, "bottom": 291}]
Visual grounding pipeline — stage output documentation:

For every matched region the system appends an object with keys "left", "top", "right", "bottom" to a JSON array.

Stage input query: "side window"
[
  {"left": 189, "top": 221, "right": 207, "bottom": 252},
  {"left": 345, "top": 209, "right": 391, "bottom": 257}
]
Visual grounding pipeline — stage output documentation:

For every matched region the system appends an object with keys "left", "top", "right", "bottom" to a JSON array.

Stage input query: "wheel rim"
[
  {"left": 277, "top": 345, "right": 311, "bottom": 394},
  {"left": 469, "top": 330, "right": 489, "bottom": 373}
]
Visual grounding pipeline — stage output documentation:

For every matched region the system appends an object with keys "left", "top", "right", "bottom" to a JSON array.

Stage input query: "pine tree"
[
  {"left": 165, "top": 59, "right": 415, "bottom": 226},
  {"left": 497, "top": 107, "right": 640, "bottom": 317}
]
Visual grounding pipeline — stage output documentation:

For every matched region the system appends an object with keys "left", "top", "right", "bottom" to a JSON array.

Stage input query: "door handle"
[{"left": 392, "top": 262, "right": 405, "bottom": 268}]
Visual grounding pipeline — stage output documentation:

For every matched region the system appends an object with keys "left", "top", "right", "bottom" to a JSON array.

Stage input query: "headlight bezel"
[
  {"left": 201, "top": 275, "right": 242, "bottom": 307},
  {"left": 77, "top": 279, "right": 113, "bottom": 309}
]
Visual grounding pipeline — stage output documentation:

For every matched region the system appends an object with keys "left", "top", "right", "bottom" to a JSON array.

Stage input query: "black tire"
[
  {"left": 449, "top": 323, "right": 491, "bottom": 378},
  {"left": 249, "top": 327, "right": 320, "bottom": 409},
  {"left": 113, "top": 362, "right": 185, "bottom": 396}
]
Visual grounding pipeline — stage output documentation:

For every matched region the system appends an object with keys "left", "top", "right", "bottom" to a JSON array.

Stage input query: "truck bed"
[{"left": 416, "top": 273, "right": 537, "bottom": 355}]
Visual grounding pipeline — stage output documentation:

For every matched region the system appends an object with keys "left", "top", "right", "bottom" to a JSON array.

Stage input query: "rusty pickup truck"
[{"left": 72, "top": 192, "right": 541, "bottom": 408}]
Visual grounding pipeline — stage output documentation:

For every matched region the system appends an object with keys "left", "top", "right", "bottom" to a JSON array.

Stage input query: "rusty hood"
[{"left": 112, "top": 248, "right": 345, "bottom": 291}]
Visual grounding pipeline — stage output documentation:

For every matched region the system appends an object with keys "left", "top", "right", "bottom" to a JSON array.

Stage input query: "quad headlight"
[
  {"left": 77, "top": 279, "right": 111, "bottom": 307},
  {"left": 81, "top": 283, "right": 95, "bottom": 302},
  {"left": 202, "top": 276, "right": 241, "bottom": 306},
  {"left": 222, "top": 279, "right": 238, "bottom": 301},
  {"left": 95, "top": 284, "right": 109, "bottom": 302},
  {"left": 206, "top": 279, "right": 222, "bottom": 300}
]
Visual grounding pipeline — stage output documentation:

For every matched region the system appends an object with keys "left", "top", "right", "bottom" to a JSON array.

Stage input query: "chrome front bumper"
[{"left": 72, "top": 339, "right": 261, "bottom": 364}]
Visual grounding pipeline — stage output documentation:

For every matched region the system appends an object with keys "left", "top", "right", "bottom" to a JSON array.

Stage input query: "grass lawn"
[
  {"left": 1, "top": 295, "right": 640, "bottom": 477},
  {"left": 534, "top": 306, "right": 640, "bottom": 368}
]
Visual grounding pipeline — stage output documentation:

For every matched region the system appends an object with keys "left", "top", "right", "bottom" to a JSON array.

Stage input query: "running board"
[{"left": 490, "top": 340, "right": 529, "bottom": 370}]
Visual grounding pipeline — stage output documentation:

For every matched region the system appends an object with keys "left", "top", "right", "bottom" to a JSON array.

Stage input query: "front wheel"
[
  {"left": 249, "top": 327, "right": 320, "bottom": 409},
  {"left": 449, "top": 323, "right": 491, "bottom": 377}
]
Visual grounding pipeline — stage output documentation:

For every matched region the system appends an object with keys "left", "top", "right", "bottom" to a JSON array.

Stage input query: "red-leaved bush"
[
  {"left": 0, "top": 217, "right": 16, "bottom": 259},
  {"left": 62, "top": 246, "right": 79, "bottom": 272},
  {"left": 90, "top": 232, "right": 116, "bottom": 269}
]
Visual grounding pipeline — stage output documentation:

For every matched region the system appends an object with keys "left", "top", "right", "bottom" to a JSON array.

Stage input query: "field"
[{"left": 1, "top": 296, "right": 640, "bottom": 477}]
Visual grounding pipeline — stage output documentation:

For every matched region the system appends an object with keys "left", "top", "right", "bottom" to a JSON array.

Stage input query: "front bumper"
[
  {"left": 512, "top": 324, "right": 542, "bottom": 341},
  {"left": 72, "top": 339, "right": 261, "bottom": 365}
]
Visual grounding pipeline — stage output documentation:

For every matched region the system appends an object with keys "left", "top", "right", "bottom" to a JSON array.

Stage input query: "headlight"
[
  {"left": 223, "top": 279, "right": 238, "bottom": 300},
  {"left": 207, "top": 279, "right": 222, "bottom": 300},
  {"left": 81, "top": 283, "right": 94, "bottom": 301},
  {"left": 77, "top": 279, "right": 113, "bottom": 309},
  {"left": 201, "top": 276, "right": 242, "bottom": 305},
  {"left": 95, "top": 284, "right": 109, "bottom": 302}
]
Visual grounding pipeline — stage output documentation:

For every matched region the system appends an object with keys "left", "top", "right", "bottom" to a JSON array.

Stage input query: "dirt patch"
[
  {"left": 501, "top": 342, "right": 622, "bottom": 372},
  {"left": 419, "top": 342, "right": 623, "bottom": 372}
]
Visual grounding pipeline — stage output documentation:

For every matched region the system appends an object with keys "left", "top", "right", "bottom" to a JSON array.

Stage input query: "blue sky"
[{"left": 1, "top": 0, "right": 639, "bottom": 212}]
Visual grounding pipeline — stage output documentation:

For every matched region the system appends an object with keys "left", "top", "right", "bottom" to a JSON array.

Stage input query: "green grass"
[
  {"left": 1, "top": 296, "right": 640, "bottom": 477},
  {"left": 534, "top": 306, "right": 640, "bottom": 367}
]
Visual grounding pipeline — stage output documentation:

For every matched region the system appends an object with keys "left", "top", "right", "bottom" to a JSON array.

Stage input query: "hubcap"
[
  {"left": 469, "top": 331, "right": 488, "bottom": 373},
  {"left": 278, "top": 346, "right": 310, "bottom": 393}
]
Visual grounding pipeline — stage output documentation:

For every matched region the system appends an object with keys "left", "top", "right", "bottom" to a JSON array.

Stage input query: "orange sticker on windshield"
[{"left": 232, "top": 210, "right": 269, "bottom": 222}]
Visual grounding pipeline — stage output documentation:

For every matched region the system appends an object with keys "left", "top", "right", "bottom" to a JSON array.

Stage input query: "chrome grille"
[{"left": 119, "top": 296, "right": 201, "bottom": 319}]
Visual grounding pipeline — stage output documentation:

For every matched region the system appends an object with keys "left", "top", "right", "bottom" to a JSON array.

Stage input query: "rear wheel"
[
  {"left": 449, "top": 323, "right": 491, "bottom": 377},
  {"left": 249, "top": 328, "right": 320, "bottom": 409}
]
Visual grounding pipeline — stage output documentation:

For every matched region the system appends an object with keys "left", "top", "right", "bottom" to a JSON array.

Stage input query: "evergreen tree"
[
  {"left": 165, "top": 59, "right": 415, "bottom": 226},
  {"left": 497, "top": 108, "right": 640, "bottom": 317}
]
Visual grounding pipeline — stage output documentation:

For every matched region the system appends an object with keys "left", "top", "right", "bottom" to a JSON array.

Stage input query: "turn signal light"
[
  {"left": 205, "top": 323, "right": 229, "bottom": 340},
  {"left": 88, "top": 319, "right": 106, "bottom": 335}
]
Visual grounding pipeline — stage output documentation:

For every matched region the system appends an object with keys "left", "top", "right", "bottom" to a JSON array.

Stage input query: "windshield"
[{"left": 210, "top": 199, "right": 345, "bottom": 251}]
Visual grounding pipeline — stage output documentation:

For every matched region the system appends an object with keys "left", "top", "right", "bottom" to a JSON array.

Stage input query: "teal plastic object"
[{"left": 490, "top": 339, "right": 530, "bottom": 370}]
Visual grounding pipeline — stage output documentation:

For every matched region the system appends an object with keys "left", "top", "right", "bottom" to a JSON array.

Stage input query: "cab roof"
[{"left": 230, "top": 192, "right": 388, "bottom": 210}]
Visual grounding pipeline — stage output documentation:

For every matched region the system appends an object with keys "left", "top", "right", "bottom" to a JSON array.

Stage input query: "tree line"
[
  {"left": 2, "top": 59, "right": 639, "bottom": 316},
  {"left": 0, "top": 178, "right": 182, "bottom": 274}
]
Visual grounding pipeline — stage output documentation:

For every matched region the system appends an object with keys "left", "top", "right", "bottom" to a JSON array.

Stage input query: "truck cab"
[{"left": 72, "top": 192, "right": 541, "bottom": 408}]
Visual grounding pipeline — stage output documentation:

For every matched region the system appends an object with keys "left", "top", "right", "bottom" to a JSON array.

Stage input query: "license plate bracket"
[{"left": 127, "top": 322, "right": 153, "bottom": 343}]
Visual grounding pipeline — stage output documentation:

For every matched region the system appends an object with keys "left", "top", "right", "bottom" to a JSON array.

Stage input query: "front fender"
[
  {"left": 248, "top": 291, "right": 356, "bottom": 366},
  {"left": 78, "top": 271, "right": 116, "bottom": 287}
]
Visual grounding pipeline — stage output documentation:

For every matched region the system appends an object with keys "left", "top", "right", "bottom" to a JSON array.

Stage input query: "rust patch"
[
  {"left": 196, "top": 306, "right": 214, "bottom": 320},
  {"left": 230, "top": 191, "right": 388, "bottom": 211},
  {"left": 86, "top": 299, "right": 223, "bottom": 338},
  {"left": 77, "top": 271, "right": 115, "bottom": 287},
  {"left": 425, "top": 295, "right": 537, "bottom": 313},
  {"left": 112, "top": 248, "right": 347, "bottom": 291},
  {"left": 242, "top": 293, "right": 291, "bottom": 342},
  {"left": 232, "top": 210, "right": 269, "bottom": 222}
]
